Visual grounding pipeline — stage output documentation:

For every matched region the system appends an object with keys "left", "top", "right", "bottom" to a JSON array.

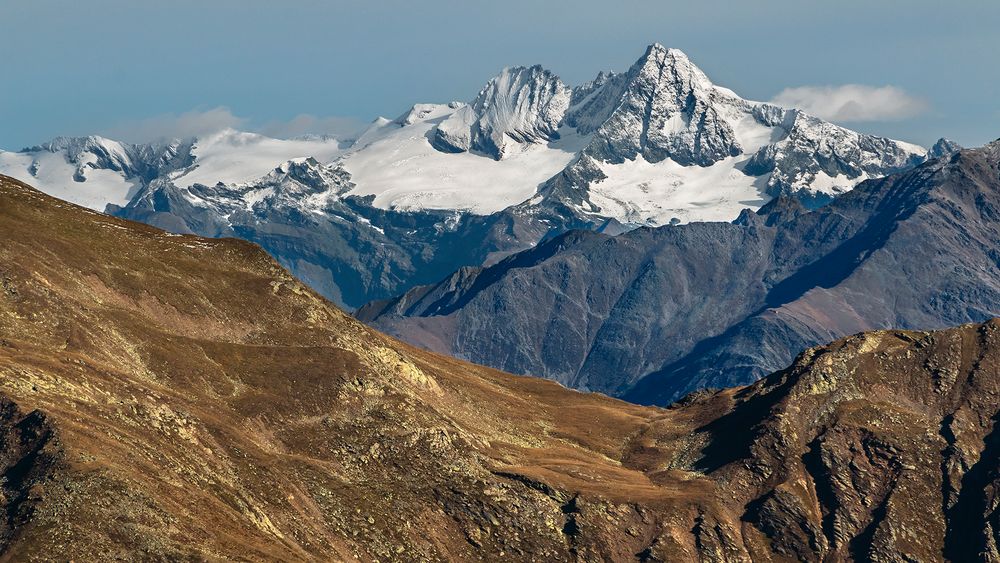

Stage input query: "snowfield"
[
  {"left": 0, "top": 148, "right": 139, "bottom": 211},
  {"left": 170, "top": 129, "right": 345, "bottom": 188},
  {"left": 340, "top": 106, "right": 585, "bottom": 214},
  {"left": 588, "top": 154, "right": 770, "bottom": 225}
]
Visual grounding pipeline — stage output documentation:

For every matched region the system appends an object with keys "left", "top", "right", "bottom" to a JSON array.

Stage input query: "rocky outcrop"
[{"left": 0, "top": 397, "right": 60, "bottom": 553}]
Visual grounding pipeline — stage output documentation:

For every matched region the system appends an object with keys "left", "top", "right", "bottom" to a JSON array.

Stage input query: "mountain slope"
[
  {"left": 0, "top": 135, "right": 192, "bottom": 210},
  {"left": 3, "top": 174, "right": 1000, "bottom": 560},
  {"left": 362, "top": 141, "right": 1000, "bottom": 403},
  {"left": 0, "top": 174, "right": 655, "bottom": 559}
]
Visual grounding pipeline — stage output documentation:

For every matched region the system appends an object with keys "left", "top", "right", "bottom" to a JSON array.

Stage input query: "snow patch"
[
  {"left": 0, "top": 149, "right": 138, "bottom": 211},
  {"left": 587, "top": 154, "right": 769, "bottom": 225},
  {"left": 340, "top": 112, "right": 583, "bottom": 214}
]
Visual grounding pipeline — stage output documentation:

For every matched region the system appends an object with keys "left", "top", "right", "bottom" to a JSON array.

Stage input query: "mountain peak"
[
  {"left": 928, "top": 137, "right": 963, "bottom": 159},
  {"left": 264, "top": 157, "right": 349, "bottom": 198},
  {"left": 394, "top": 103, "right": 455, "bottom": 126},
  {"left": 431, "top": 64, "right": 570, "bottom": 160},
  {"left": 641, "top": 42, "right": 685, "bottom": 58},
  {"left": 25, "top": 135, "right": 127, "bottom": 156},
  {"left": 633, "top": 44, "right": 711, "bottom": 88},
  {"left": 566, "top": 43, "right": 742, "bottom": 168}
]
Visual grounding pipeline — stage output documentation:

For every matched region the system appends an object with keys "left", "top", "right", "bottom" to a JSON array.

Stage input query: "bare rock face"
[
  {"left": 3, "top": 174, "right": 1000, "bottom": 560},
  {"left": 928, "top": 137, "right": 964, "bottom": 159},
  {"left": 570, "top": 44, "right": 746, "bottom": 167},
  {"left": 0, "top": 398, "right": 59, "bottom": 553}
]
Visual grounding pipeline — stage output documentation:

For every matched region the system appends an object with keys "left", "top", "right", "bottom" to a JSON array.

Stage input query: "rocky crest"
[
  {"left": 572, "top": 45, "right": 747, "bottom": 166},
  {"left": 24, "top": 135, "right": 195, "bottom": 184},
  {"left": 928, "top": 137, "right": 964, "bottom": 159},
  {"left": 744, "top": 112, "right": 926, "bottom": 203}
]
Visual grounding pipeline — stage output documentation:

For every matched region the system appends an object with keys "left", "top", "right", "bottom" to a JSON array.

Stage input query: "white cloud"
[
  {"left": 257, "top": 114, "right": 366, "bottom": 140},
  {"left": 104, "top": 107, "right": 366, "bottom": 143},
  {"left": 770, "top": 84, "right": 928, "bottom": 122},
  {"left": 104, "top": 107, "right": 247, "bottom": 143}
]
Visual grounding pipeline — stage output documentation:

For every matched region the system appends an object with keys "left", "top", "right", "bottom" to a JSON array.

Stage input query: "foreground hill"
[
  {"left": 2, "top": 175, "right": 1000, "bottom": 561},
  {"left": 362, "top": 140, "right": 1000, "bottom": 404}
]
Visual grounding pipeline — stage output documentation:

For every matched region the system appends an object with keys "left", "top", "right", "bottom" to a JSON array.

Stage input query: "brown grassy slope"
[
  {"left": 1, "top": 174, "right": 1000, "bottom": 561},
  {"left": 0, "top": 175, "right": 677, "bottom": 561}
]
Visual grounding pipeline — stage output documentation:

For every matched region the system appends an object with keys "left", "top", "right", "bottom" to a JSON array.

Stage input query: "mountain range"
[
  {"left": 0, "top": 44, "right": 951, "bottom": 310},
  {"left": 361, "top": 140, "right": 1000, "bottom": 404},
  {"left": 4, "top": 173, "right": 1000, "bottom": 560}
]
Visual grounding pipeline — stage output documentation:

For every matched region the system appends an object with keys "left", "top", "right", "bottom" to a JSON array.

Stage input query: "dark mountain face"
[
  {"left": 361, "top": 141, "right": 1000, "bottom": 404},
  {"left": 6, "top": 173, "right": 1000, "bottom": 561}
]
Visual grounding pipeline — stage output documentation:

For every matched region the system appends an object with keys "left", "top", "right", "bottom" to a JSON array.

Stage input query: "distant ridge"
[{"left": 364, "top": 141, "right": 1000, "bottom": 403}]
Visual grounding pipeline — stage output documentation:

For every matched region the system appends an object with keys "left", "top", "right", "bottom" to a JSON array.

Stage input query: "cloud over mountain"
[
  {"left": 771, "top": 84, "right": 928, "bottom": 122},
  {"left": 104, "top": 107, "right": 247, "bottom": 143},
  {"left": 104, "top": 107, "right": 364, "bottom": 143}
]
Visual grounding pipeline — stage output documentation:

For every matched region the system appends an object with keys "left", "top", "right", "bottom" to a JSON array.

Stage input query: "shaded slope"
[{"left": 363, "top": 142, "right": 1000, "bottom": 402}]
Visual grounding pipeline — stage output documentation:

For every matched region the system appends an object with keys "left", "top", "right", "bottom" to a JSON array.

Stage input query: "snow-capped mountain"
[
  {"left": 0, "top": 136, "right": 193, "bottom": 210},
  {"left": 0, "top": 130, "right": 345, "bottom": 212},
  {"left": 432, "top": 65, "right": 570, "bottom": 160},
  {"left": 525, "top": 45, "right": 927, "bottom": 224},
  {"left": 0, "top": 44, "right": 950, "bottom": 308},
  {"left": 336, "top": 102, "right": 581, "bottom": 214}
]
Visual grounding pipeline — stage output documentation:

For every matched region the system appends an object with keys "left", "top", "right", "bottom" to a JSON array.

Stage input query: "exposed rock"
[{"left": 928, "top": 137, "right": 963, "bottom": 160}]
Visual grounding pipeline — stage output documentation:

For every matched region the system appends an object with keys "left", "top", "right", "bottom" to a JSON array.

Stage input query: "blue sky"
[{"left": 2, "top": 0, "right": 997, "bottom": 149}]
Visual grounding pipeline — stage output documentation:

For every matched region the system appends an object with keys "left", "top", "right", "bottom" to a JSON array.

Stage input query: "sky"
[{"left": 1, "top": 0, "right": 998, "bottom": 149}]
